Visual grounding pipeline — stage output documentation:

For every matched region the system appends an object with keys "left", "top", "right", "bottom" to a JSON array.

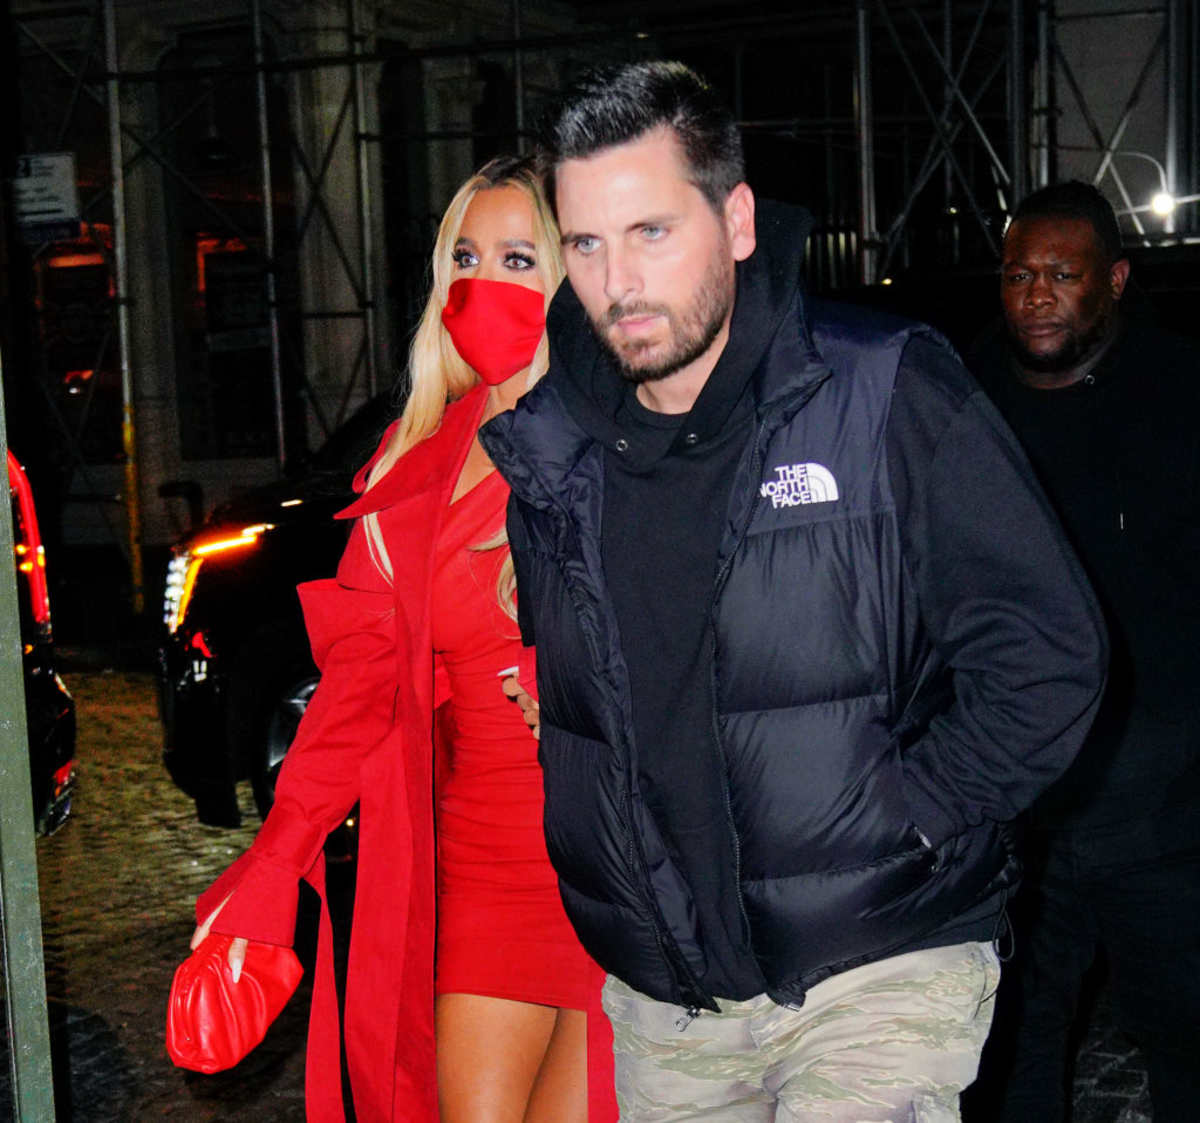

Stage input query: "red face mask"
[{"left": 441, "top": 278, "right": 546, "bottom": 386}]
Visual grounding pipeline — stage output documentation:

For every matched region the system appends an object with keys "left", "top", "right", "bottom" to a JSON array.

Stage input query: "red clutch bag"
[{"left": 166, "top": 933, "right": 304, "bottom": 1073}]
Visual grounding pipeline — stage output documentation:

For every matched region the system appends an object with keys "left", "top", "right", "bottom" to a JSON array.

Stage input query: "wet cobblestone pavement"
[
  {"left": 2, "top": 665, "right": 314, "bottom": 1121},
  {"left": 0, "top": 664, "right": 1159, "bottom": 1120}
]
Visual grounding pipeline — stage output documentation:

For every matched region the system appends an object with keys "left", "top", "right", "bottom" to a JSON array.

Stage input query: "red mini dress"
[{"left": 430, "top": 467, "right": 591, "bottom": 1009}]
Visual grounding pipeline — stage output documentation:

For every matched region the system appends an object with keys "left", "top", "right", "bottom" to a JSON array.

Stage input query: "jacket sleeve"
[
  {"left": 200, "top": 518, "right": 400, "bottom": 944},
  {"left": 887, "top": 336, "right": 1108, "bottom": 849}
]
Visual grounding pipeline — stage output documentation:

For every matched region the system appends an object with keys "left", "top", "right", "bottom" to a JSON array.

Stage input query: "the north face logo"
[{"left": 759, "top": 462, "right": 840, "bottom": 508}]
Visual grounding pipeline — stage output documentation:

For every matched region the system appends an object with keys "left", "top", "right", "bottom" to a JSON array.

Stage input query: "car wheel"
[{"left": 252, "top": 672, "right": 319, "bottom": 819}]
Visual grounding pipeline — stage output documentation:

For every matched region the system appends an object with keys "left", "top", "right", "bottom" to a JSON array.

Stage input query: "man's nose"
[
  {"left": 1025, "top": 274, "right": 1054, "bottom": 306},
  {"left": 604, "top": 247, "right": 640, "bottom": 304}
]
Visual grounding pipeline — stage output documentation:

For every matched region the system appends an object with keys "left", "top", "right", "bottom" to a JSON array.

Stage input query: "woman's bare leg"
[
  {"left": 436, "top": 993, "right": 557, "bottom": 1123},
  {"left": 523, "top": 1006, "right": 587, "bottom": 1123}
]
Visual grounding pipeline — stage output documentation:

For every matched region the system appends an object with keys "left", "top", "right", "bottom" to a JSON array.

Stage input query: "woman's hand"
[
  {"left": 501, "top": 674, "right": 540, "bottom": 740},
  {"left": 191, "top": 893, "right": 249, "bottom": 983}
]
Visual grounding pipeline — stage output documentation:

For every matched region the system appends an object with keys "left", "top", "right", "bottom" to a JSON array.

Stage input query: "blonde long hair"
[{"left": 363, "top": 156, "right": 563, "bottom": 616}]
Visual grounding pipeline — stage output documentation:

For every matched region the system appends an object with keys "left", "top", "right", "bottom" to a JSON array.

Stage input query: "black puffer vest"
[{"left": 483, "top": 295, "right": 1017, "bottom": 1011}]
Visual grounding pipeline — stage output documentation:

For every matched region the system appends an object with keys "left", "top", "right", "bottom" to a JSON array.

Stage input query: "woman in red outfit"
[{"left": 189, "top": 156, "right": 613, "bottom": 1122}]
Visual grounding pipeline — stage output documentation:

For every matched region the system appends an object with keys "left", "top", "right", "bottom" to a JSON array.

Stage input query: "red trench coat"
[{"left": 197, "top": 385, "right": 616, "bottom": 1121}]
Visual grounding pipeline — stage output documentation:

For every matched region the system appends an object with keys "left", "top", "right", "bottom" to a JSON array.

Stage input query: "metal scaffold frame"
[
  {"left": 4, "top": 0, "right": 1197, "bottom": 596},
  {"left": 9, "top": 0, "right": 388, "bottom": 592}
]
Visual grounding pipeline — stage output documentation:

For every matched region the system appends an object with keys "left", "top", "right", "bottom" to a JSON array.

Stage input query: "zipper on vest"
[
  {"left": 620, "top": 727, "right": 712, "bottom": 1010},
  {"left": 707, "top": 412, "right": 777, "bottom": 958},
  {"left": 564, "top": 448, "right": 715, "bottom": 1012},
  {"left": 674, "top": 1006, "right": 702, "bottom": 1032}
]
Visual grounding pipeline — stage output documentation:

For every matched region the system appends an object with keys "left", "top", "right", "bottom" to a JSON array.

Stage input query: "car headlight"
[{"left": 163, "top": 523, "right": 275, "bottom": 633}]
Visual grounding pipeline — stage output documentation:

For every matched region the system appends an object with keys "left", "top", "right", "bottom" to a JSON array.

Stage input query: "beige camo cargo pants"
[{"left": 601, "top": 941, "right": 1000, "bottom": 1122}]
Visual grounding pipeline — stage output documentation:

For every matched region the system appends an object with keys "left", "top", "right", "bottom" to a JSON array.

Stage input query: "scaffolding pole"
[
  {"left": 513, "top": 0, "right": 526, "bottom": 153},
  {"left": 252, "top": 0, "right": 287, "bottom": 471},
  {"left": 349, "top": 0, "right": 378, "bottom": 398},
  {"left": 1035, "top": 0, "right": 1055, "bottom": 188},
  {"left": 104, "top": 0, "right": 143, "bottom": 613},
  {"left": 1165, "top": 0, "right": 1185, "bottom": 234},
  {"left": 1009, "top": 0, "right": 1028, "bottom": 204},
  {"left": 855, "top": 0, "right": 878, "bottom": 284}
]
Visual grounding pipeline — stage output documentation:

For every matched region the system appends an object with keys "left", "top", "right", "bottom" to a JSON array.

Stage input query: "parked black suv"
[{"left": 158, "top": 394, "right": 394, "bottom": 826}]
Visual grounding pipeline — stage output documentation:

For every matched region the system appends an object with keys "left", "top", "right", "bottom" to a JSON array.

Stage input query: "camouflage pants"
[{"left": 601, "top": 941, "right": 1000, "bottom": 1122}]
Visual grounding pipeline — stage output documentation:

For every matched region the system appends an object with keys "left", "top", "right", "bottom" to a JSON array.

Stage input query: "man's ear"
[
  {"left": 725, "top": 182, "right": 756, "bottom": 261},
  {"left": 1110, "top": 257, "right": 1131, "bottom": 301}
]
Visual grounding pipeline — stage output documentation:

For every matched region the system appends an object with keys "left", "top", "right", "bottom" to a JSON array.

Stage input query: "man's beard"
[
  {"left": 1008, "top": 306, "right": 1115, "bottom": 374},
  {"left": 590, "top": 251, "right": 734, "bottom": 385}
]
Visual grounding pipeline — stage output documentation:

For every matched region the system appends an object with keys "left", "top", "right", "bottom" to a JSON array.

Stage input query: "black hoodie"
[{"left": 973, "top": 312, "right": 1200, "bottom": 834}]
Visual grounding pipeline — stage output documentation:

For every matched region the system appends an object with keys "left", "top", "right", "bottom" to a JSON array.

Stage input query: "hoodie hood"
[
  {"left": 481, "top": 200, "right": 828, "bottom": 502},
  {"left": 544, "top": 200, "right": 817, "bottom": 450}
]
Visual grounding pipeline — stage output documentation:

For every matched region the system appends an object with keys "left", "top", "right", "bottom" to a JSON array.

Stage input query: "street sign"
[{"left": 13, "top": 152, "right": 81, "bottom": 246}]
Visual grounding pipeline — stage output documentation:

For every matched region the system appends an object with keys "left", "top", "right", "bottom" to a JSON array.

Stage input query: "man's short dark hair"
[
  {"left": 1011, "top": 181, "right": 1125, "bottom": 263},
  {"left": 538, "top": 60, "right": 745, "bottom": 215}
]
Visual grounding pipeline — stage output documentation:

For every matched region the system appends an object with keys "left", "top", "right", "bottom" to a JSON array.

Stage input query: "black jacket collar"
[
  {"left": 482, "top": 201, "right": 830, "bottom": 502},
  {"left": 546, "top": 200, "right": 818, "bottom": 448}
]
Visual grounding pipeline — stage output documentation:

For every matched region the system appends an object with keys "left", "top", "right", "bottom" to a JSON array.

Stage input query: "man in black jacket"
[
  {"left": 484, "top": 62, "right": 1107, "bottom": 1120},
  {"left": 970, "top": 181, "right": 1200, "bottom": 1123}
]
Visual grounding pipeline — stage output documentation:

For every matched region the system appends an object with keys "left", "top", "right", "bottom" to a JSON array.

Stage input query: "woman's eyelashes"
[{"left": 451, "top": 246, "right": 536, "bottom": 272}]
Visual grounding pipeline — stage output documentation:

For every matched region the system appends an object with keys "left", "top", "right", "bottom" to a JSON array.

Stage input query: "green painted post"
[{"left": 0, "top": 353, "right": 56, "bottom": 1120}]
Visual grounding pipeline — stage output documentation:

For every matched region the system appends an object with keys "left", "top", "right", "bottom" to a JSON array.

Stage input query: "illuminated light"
[
  {"left": 164, "top": 552, "right": 204, "bottom": 632},
  {"left": 164, "top": 523, "right": 274, "bottom": 631},
  {"left": 175, "top": 558, "right": 203, "bottom": 629},
  {"left": 47, "top": 253, "right": 105, "bottom": 269},
  {"left": 9, "top": 450, "right": 52, "bottom": 625},
  {"left": 947, "top": 206, "right": 958, "bottom": 215},
  {"left": 192, "top": 523, "right": 274, "bottom": 557},
  {"left": 280, "top": 498, "right": 303, "bottom": 508},
  {"left": 24, "top": 643, "right": 33, "bottom": 655},
  {"left": 881, "top": 277, "right": 893, "bottom": 285},
  {"left": 195, "top": 234, "right": 250, "bottom": 294},
  {"left": 52, "top": 761, "right": 75, "bottom": 795},
  {"left": 1151, "top": 192, "right": 1176, "bottom": 217},
  {"left": 190, "top": 631, "right": 214, "bottom": 658},
  {"left": 194, "top": 536, "right": 257, "bottom": 556}
]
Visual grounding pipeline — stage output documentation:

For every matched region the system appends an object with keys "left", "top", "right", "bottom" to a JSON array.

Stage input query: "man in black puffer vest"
[
  {"left": 482, "top": 62, "right": 1107, "bottom": 1121},
  {"left": 969, "top": 182, "right": 1200, "bottom": 1123}
]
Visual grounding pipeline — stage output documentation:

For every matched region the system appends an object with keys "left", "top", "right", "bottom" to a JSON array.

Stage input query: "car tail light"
[
  {"left": 52, "top": 760, "right": 76, "bottom": 799},
  {"left": 7, "top": 451, "right": 51, "bottom": 635},
  {"left": 163, "top": 523, "right": 274, "bottom": 633}
]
